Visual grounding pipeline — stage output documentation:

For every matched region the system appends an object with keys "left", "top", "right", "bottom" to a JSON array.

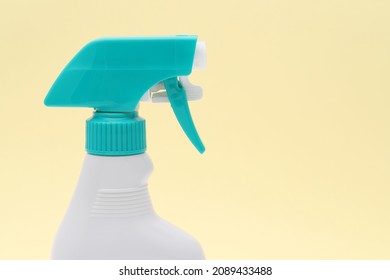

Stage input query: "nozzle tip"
[{"left": 193, "top": 41, "right": 207, "bottom": 70}]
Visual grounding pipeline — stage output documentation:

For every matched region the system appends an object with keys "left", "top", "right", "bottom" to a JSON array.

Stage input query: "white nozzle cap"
[{"left": 193, "top": 41, "right": 207, "bottom": 70}]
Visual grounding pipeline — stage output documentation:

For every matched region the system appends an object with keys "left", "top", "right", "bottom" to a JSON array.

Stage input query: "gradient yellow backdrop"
[{"left": 0, "top": 0, "right": 389, "bottom": 259}]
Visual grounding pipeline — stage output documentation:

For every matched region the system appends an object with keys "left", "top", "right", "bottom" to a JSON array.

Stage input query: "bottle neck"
[{"left": 86, "top": 111, "right": 146, "bottom": 156}]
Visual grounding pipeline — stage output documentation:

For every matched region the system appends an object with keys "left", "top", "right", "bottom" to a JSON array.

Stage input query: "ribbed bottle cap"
[{"left": 86, "top": 111, "right": 146, "bottom": 156}]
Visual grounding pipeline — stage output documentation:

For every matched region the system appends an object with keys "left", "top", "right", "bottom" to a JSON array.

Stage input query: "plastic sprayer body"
[
  {"left": 45, "top": 36, "right": 206, "bottom": 259},
  {"left": 52, "top": 154, "right": 204, "bottom": 259}
]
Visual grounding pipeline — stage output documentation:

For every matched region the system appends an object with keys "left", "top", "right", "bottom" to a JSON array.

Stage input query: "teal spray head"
[{"left": 44, "top": 36, "right": 206, "bottom": 155}]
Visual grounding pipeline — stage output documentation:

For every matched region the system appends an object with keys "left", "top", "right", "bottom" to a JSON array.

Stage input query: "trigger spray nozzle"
[{"left": 45, "top": 36, "right": 206, "bottom": 156}]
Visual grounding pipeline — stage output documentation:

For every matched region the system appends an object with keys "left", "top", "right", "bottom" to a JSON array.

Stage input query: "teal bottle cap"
[{"left": 86, "top": 112, "right": 146, "bottom": 156}]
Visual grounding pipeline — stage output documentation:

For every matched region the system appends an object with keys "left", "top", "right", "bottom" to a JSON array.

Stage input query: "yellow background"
[{"left": 0, "top": 0, "right": 389, "bottom": 259}]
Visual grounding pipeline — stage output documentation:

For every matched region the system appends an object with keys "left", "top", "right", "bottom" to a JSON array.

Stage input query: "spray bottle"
[{"left": 44, "top": 36, "right": 207, "bottom": 259}]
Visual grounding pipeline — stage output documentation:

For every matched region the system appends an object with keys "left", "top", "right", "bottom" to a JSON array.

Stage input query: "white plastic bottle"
[{"left": 52, "top": 154, "right": 204, "bottom": 259}]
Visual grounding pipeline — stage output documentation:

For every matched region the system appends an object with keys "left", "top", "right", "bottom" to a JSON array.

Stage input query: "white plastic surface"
[
  {"left": 52, "top": 154, "right": 204, "bottom": 260},
  {"left": 179, "top": 76, "right": 203, "bottom": 100},
  {"left": 193, "top": 41, "right": 207, "bottom": 70}
]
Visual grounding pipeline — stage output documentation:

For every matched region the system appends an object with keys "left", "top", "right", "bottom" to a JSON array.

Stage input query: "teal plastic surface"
[
  {"left": 86, "top": 112, "right": 146, "bottom": 156},
  {"left": 164, "top": 78, "right": 205, "bottom": 153},
  {"left": 44, "top": 36, "right": 205, "bottom": 155}
]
